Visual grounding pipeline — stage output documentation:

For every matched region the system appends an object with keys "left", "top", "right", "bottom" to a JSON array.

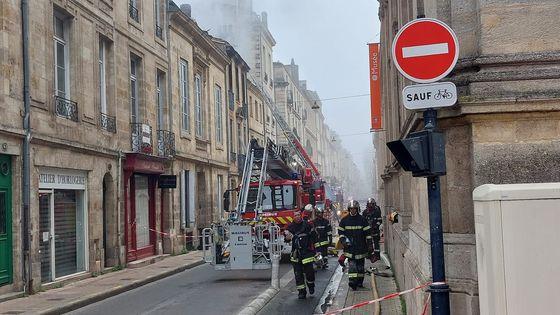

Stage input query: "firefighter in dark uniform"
[
  {"left": 285, "top": 210, "right": 317, "bottom": 299},
  {"left": 338, "top": 200, "right": 375, "bottom": 290},
  {"left": 311, "top": 207, "right": 332, "bottom": 269},
  {"left": 364, "top": 198, "right": 383, "bottom": 261}
]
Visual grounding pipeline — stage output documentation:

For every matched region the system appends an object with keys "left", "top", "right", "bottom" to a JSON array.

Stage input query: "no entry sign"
[{"left": 392, "top": 18, "right": 459, "bottom": 83}]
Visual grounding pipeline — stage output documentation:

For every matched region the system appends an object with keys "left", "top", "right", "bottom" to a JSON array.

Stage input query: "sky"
[
  {"left": 252, "top": 0, "right": 381, "bottom": 168},
  {"left": 177, "top": 0, "right": 381, "bottom": 187}
]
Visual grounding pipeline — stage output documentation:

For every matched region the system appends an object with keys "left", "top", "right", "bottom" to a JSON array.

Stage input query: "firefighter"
[
  {"left": 284, "top": 210, "right": 317, "bottom": 299},
  {"left": 364, "top": 198, "right": 382, "bottom": 261},
  {"left": 338, "top": 200, "right": 375, "bottom": 290},
  {"left": 311, "top": 207, "right": 332, "bottom": 269}
]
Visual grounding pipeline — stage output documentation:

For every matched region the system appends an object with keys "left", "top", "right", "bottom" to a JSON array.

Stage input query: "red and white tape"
[
  {"left": 323, "top": 281, "right": 445, "bottom": 315},
  {"left": 148, "top": 228, "right": 203, "bottom": 239}
]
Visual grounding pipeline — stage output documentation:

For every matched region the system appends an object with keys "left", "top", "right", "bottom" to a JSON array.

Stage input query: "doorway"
[
  {"left": 0, "top": 155, "right": 12, "bottom": 286},
  {"left": 39, "top": 189, "right": 87, "bottom": 283},
  {"left": 128, "top": 174, "right": 156, "bottom": 260}
]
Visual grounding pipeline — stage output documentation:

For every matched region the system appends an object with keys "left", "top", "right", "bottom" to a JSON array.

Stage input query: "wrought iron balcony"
[
  {"left": 100, "top": 113, "right": 116, "bottom": 133},
  {"left": 157, "top": 130, "right": 176, "bottom": 157},
  {"left": 131, "top": 123, "right": 153, "bottom": 154},
  {"left": 54, "top": 95, "right": 78, "bottom": 122},
  {"left": 129, "top": 1, "right": 139, "bottom": 23},
  {"left": 155, "top": 24, "right": 163, "bottom": 39}
]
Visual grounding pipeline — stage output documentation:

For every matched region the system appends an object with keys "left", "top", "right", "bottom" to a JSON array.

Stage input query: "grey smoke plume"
[{"left": 185, "top": 0, "right": 257, "bottom": 65}]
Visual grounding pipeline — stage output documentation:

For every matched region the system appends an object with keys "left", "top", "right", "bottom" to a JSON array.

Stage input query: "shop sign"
[{"left": 39, "top": 168, "right": 87, "bottom": 190}]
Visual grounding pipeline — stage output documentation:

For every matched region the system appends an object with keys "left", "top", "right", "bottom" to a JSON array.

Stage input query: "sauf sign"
[{"left": 402, "top": 82, "right": 457, "bottom": 110}]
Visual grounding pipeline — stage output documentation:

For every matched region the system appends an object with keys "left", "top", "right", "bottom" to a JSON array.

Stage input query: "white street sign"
[{"left": 402, "top": 82, "right": 457, "bottom": 110}]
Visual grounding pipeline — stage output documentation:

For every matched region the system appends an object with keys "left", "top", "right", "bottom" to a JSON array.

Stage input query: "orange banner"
[{"left": 368, "top": 43, "right": 382, "bottom": 130}]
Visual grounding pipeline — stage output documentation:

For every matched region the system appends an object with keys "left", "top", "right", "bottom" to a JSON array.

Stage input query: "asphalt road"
[
  {"left": 258, "top": 257, "right": 339, "bottom": 315},
  {"left": 69, "top": 263, "right": 291, "bottom": 315}
]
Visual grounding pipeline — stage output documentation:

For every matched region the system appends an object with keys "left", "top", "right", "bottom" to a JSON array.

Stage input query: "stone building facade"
[
  {"left": 375, "top": 0, "right": 560, "bottom": 314},
  {"left": 0, "top": 0, "right": 234, "bottom": 294}
]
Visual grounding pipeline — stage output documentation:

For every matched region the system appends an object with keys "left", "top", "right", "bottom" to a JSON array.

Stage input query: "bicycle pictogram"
[{"left": 434, "top": 89, "right": 453, "bottom": 100}]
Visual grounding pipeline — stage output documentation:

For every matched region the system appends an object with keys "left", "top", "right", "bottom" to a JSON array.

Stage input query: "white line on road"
[{"left": 402, "top": 43, "right": 448, "bottom": 58}]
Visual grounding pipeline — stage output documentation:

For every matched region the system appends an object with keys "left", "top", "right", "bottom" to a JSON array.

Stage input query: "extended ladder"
[{"left": 237, "top": 139, "right": 270, "bottom": 219}]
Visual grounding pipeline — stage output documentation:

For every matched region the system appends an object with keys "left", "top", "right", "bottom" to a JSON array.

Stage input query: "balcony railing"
[
  {"left": 230, "top": 151, "right": 237, "bottom": 163},
  {"left": 100, "top": 113, "right": 116, "bottom": 133},
  {"left": 54, "top": 95, "right": 78, "bottom": 122},
  {"left": 131, "top": 123, "right": 153, "bottom": 154},
  {"left": 155, "top": 24, "right": 163, "bottom": 39},
  {"left": 129, "top": 1, "right": 140, "bottom": 23},
  {"left": 157, "top": 130, "right": 176, "bottom": 157}
]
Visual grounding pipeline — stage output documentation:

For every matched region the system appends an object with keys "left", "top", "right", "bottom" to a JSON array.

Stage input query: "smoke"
[{"left": 181, "top": 0, "right": 257, "bottom": 66}]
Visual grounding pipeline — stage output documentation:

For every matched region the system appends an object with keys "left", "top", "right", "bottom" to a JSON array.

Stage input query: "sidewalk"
[
  {"left": 326, "top": 253, "right": 403, "bottom": 315},
  {"left": 0, "top": 251, "right": 204, "bottom": 315}
]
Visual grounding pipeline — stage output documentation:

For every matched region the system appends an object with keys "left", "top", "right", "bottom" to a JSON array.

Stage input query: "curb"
[
  {"left": 237, "top": 287, "right": 280, "bottom": 315},
  {"left": 39, "top": 259, "right": 205, "bottom": 315}
]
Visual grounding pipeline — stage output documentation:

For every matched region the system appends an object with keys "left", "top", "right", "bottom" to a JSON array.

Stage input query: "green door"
[{"left": 0, "top": 155, "right": 12, "bottom": 285}]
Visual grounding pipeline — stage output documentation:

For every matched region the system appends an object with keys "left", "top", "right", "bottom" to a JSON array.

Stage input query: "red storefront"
[{"left": 123, "top": 154, "right": 165, "bottom": 262}]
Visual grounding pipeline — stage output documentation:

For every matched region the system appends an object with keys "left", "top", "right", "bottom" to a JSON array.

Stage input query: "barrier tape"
[
  {"left": 322, "top": 281, "right": 446, "bottom": 315},
  {"left": 421, "top": 293, "right": 431, "bottom": 315},
  {"left": 148, "top": 227, "right": 204, "bottom": 239}
]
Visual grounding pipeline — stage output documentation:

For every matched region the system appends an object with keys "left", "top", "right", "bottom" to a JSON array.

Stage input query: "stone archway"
[{"left": 102, "top": 172, "right": 117, "bottom": 267}]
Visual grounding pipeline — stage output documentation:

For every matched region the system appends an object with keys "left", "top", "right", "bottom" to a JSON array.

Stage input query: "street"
[{"left": 69, "top": 258, "right": 339, "bottom": 315}]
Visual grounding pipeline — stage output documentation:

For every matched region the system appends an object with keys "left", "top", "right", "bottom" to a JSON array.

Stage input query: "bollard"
[{"left": 271, "top": 253, "right": 280, "bottom": 289}]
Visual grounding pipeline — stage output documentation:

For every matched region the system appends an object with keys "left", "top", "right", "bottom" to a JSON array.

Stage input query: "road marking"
[{"left": 402, "top": 43, "right": 448, "bottom": 58}]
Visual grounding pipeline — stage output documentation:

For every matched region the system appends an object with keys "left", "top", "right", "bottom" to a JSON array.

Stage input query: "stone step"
[{"left": 127, "top": 254, "right": 170, "bottom": 269}]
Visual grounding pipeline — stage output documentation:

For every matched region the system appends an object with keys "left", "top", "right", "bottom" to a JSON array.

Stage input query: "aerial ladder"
[{"left": 203, "top": 139, "right": 281, "bottom": 271}]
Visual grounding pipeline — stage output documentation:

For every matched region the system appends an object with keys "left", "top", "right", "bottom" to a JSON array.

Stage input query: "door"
[
  {"left": 0, "top": 155, "right": 12, "bottom": 285},
  {"left": 39, "top": 192, "right": 53, "bottom": 282},
  {"left": 131, "top": 174, "right": 155, "bottom": 260}
]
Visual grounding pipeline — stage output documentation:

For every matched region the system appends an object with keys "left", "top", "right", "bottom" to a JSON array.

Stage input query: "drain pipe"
[
  {"left": 21, "top": 0, "right": 32, "bottom": 294},
  {"left": 116, "top": 151, "right": 123, "bottom": 266}
]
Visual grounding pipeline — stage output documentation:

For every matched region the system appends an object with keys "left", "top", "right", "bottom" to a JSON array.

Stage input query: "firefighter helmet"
[
  {"left": 347, "top": 200, "right": 360, "bottom": 210},
  {"left": 304, "top": 204, "right": 314, "bottom": 212}
]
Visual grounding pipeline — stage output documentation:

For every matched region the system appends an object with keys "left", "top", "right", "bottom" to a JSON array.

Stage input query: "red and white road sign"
[{"left": 392, "top": 18, "right": 459, "bottom": 83}]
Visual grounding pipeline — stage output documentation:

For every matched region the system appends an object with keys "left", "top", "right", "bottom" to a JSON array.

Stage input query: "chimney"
[
  {"left": 261, "top": 11, "right": 268, "bottom": 28},
  {"left": 180, "top": 4, "right": 191, "bottom": 18}
]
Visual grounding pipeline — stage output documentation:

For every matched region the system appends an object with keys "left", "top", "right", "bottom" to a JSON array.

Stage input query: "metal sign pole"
[{"left": 423, "top": 109, "right": 450, "bottom": 315}]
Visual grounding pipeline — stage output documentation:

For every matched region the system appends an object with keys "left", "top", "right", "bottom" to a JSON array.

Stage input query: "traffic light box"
[{"left": 386, "top": 130, "right": 446, "bottom": 177}]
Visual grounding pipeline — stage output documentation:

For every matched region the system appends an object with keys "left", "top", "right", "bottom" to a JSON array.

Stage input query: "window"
[
  {"left": 229, "top": 118, "right": 234, "bottom": 153},
  {"left": 195, "top": 74, "right": 203, "bottom": 137},
  {"left": 54, "top": 14, "right": 69, "bottom": 98},
  {"left": 249, "top": 96, "right": 253, "bottom": 118},
  {"left": 215, "top": 85, "right": 223, "bottom": 144},
  {"left": 156, "top": 70, "right": 165, "bottom": 129},
  {"left": 129, "top": 0, "right": 140, "bottom": 23},
  {"left": 254, "top": 185, "right": 296, "bottom": 212},
  {"left": 217, "top": 175, "right": 224, "bottom": 215},
  {"left": 130, "top": 54, "right": 140, "bottom": 123},
  {"left": 237, "top": 122, "right": 242, "bottom": 153},
  {"left": 98, "top": 39, "right": 107, "bottom": 114},
  {"left": 255, "top": 101, "right": 259, "bottom": 122},
  {"left": 234, "top": 67, "right": 239, "bottom": 101},
  {"left": 154, "top": 0, "right": 163, "bottom": 39},
  {"left": 180, "top": 60, "right": 189, "bottom": 132}
]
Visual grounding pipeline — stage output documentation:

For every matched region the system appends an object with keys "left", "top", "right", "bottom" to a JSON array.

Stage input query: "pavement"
[
  {"left": 256, "top": 257, "right": 340, "bottom": 315},
  {"left": 0, "top": 251, "right": 204, "bottom": 315},
  {"left": 324, "top": 249, "right": 404, "bottom": 315}
]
